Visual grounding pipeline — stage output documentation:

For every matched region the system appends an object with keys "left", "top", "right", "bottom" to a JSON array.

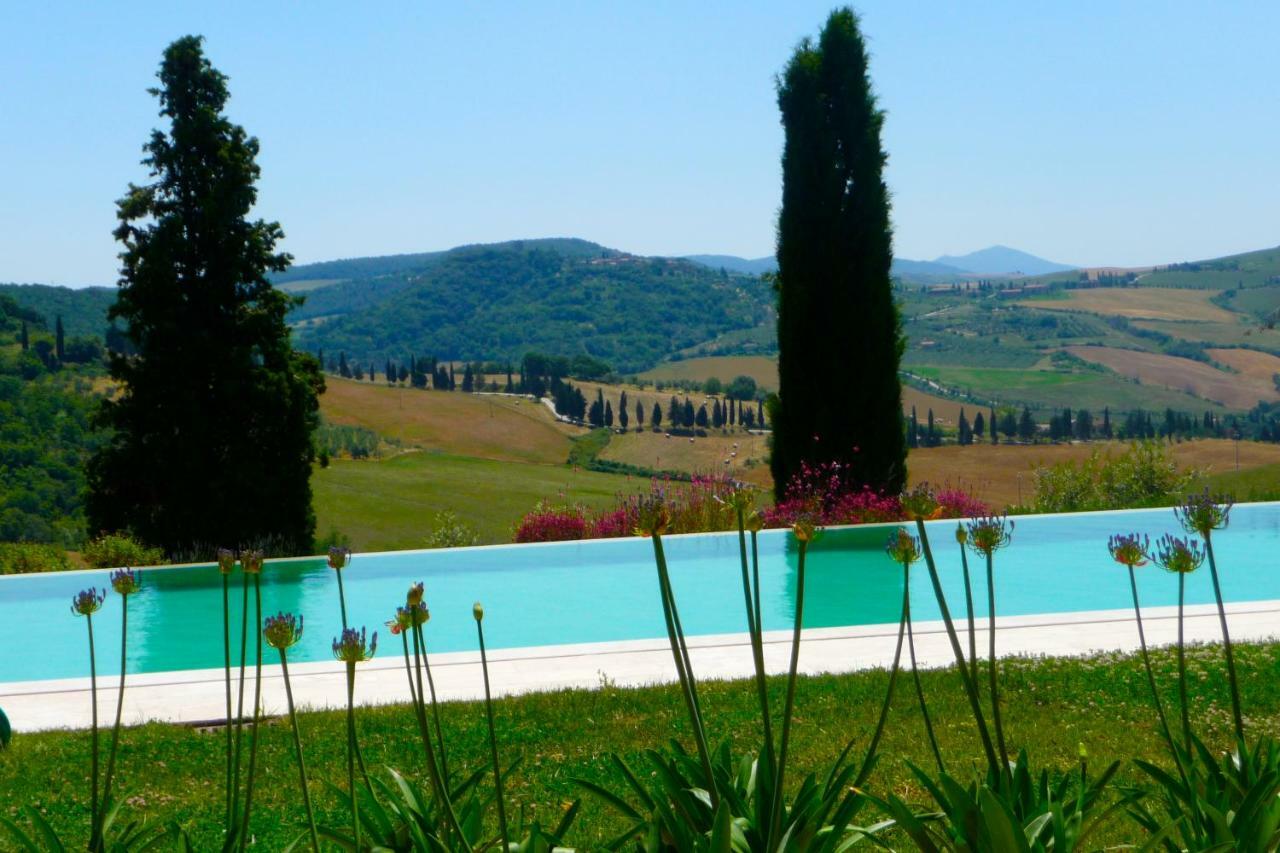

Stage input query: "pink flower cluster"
[{"left": 762, "top": 459, "right": 988, "bottom": 527}]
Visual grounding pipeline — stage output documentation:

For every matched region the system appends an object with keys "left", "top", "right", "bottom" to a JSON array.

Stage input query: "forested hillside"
[{"left": 290, "top": 239, "right": 774, "bottom": 372}]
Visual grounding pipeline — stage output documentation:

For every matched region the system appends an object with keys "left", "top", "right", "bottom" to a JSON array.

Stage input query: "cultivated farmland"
[
  {"left": 1207, "top": 347, "right": 1280, "bottom": 383},
  {"left": 1064, "top": 345, "right": 1279, "bottom": 409},
  {"left": 1019, "top": 287, "right": 1241, "bottom": 323}
]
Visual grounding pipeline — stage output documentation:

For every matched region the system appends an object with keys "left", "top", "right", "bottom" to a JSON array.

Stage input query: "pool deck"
[{"left": 3, "top": 599, "right": 1278, "bottom": 732}]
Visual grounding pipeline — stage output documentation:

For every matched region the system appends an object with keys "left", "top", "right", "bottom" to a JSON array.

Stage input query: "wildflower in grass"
[
  {"left": 333, "top": 626, "right": 377, "bottom": 852},
  {"left": 101, "top": 569, "right": 140, "bottom": 833},
  {"left": 474, "top": 601, "right": 511, "bottom": 849},
  {"left": 966, "top": 514, "right": 1015, "bottom": 770},
  {"left": 1153, "top": 534, "right": 1205, "bottom": 752},
  {"left": 1108, "top": 533, "right": 1176, "bottom": 757},
  {"left": 71, "top": 587, "right": 105, "bottom": 847},
  {"left": 884, "top": 529, "right": 943, "bottom": 773},
  {"left": 1175, "top": 490, "right": 1243, "bottom": 740},
  {"left": 264, "top": 613, "right": 318, "bottom": 851}
]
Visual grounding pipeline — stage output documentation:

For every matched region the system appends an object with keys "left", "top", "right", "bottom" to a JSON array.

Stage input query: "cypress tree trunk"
[{"left": 771, "top": 8, "right": 906, "bottom": 498}]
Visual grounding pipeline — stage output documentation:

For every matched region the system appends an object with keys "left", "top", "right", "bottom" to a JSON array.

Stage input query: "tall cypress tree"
[
  {"left": 770, "top": 9, "right": 905, "bottom": 498},
  {"left": 87, "top": 36, "right": 322, "bottom": 555}
]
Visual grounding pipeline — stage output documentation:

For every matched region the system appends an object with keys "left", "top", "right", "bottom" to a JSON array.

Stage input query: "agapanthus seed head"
[
  {"left": 406, "top": 582, "right": 425, "bottom": 607},
  {"left": 71, "top": 587, "right": 105, "bottom": 617},
  {"left": 900, "top": 483, "right": 941, "bottom": 522},
  {"left": 110, "top": 568, "right": 140, "bottom": 596},
  {"left": 954, "top": 523, "right": 968, "bottom": 545},
  {"left": 885, "top": 528, "right": 922, "bottom": 566},
  {"left": 264, "top": 612, "right": 303, "bottom": 650},
  {"left": 1152, "top": 534, "right": 1205, "bottom": 574},
  {"left": 966, "top": 515, "right": 1014, "bottom": 556},
  {"left": 332, "top": 626, "right": 377, "bottom": 663},
  {"left": 1108, "top": 533, "right": 1150, "bottom": 568},
  {"left": 792, "top": 516, "right": 819, "bottom": 543},
  {"left": 216, "top": 548, "right": 237, "bottom": 575},
  {"left": 473, "top": 601, "right": 485, "bottom": 622},
  {"left": 327, "top": 546, "right": 352, "bottom": 571},
  {"left": 240, "top": 549, "right": 264, "bottom": 575},
  {"left": 717, "top": 485, "right": 757, "bottom": 515},
  {"left": 745, "top": 509, "right": 765, "bottom": 533},
  {"left": 1175, "top": 489, "right": 1233, "bottom": 537}
]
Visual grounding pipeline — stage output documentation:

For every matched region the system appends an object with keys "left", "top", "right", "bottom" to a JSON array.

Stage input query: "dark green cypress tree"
[
  {"left": 927, "top": 409, "right": 936, "bottom": 447},
  {"left": 652, "top": 402, "right": 662, "bottom": 429},
  {"left": 635, "top": 399, "right": 645, "bottom": 429},
  {"left": 989, "top": 406, "right": 998, "bottom": 445},
  {"left": 683, "top": 399, "right": 695, "bottom": 428},
  {"left": 87, "top": 36, "right": 322, "bottom": 555},
  {"left": 908, "top": 406, "right": 919, "bottom": 449},
  {"left": 770, "top": 9, "right": 905, "bottom": 498},
  {"left": 604, "top": 400, "right": 614, "bottom": 428}
]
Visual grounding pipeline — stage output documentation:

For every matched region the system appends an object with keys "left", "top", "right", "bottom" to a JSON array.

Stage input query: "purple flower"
[
  {"left": 110, "top": 568, "right": 140, "bottom": 596},
  {"left": 332, "top": 627, "right": 378, "bottom": 663},
  {"left": 1152, "top": 534, "right": 1205, "bottom": 575},
  {"left": 1108, "top": 533, "right": 1150, "bottom": 569},
  {"left": 264, "top": 612, "right": 304, "bottom": 650},
  {"left": 327, "top": 546, "right": 352, "bottom": 572},
  {"left": 966, "top": 515, "right": 1014, "bottom": 556},
  {"left": 1175, "top": 489, "right": 1233, "bottom": 537},
  {"left": 71, "top": 588, "right": 105, "bottom": 617}
]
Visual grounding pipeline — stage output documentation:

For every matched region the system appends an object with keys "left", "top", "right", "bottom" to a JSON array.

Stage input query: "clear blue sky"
[{"left": 2, "top": 1, "right": 1277, "bottom": 285}]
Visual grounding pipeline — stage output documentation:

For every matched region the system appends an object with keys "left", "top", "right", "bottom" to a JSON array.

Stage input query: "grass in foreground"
[{"left": 2, "top": 642, "right": 1275, "bottom": 849}]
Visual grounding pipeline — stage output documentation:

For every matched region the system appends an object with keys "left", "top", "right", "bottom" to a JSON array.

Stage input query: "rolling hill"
[
  {"left": 933, "top": 245, "right": 1076, "bottom": 276},
  {"left": 288, "top": 239, "right": 774, "bottom": 373}
]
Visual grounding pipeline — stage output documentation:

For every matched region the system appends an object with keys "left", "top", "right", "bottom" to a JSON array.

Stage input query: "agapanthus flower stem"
[
  {"left": 222, "top": 574, "right": 234, "bottom": 829},
  {"left": 231, "top": 572, "right": 249, "bottom": 831},
  {"left": 649, "top": 533, "right": 717, "bottom": 809},
  {"left": 476, "top": 618, "right": 510, "bottom": 851},
  {"left": 1177, "top": 572, "right": 1191, "bottom": 754},
  {"left": 345, "top": 660, "right": 360, "bottom": 853},
  {"left": 915, "top": 518, "right": 1000, "bottom": 779},
  {"left": 737, "top": 510, "right": 775, "bottom": 775},
  {"left": 100, "top": 595, "right": 128, "bottom": 830},
  {"left": 767, "top": 537, "right": 808, "bottom": 851},
  {"left": 1204, "top": 534, "right": 1245, "bottom": 741},
  {"left": 87, "top": 612, "right": 100, "bottom": 851},
  {"left": 401, "top": 630, "right": 418, "bottom": 706},
  {"left": 986, "top": 553, "right": 1010, "bottom": 770},
  {"left": 333, "top": 571, "right": 374, "bottom": 798},
  {"left": 906, "top": 564, "right": 945, "bottom": 775},
  {"left": 279, "top": 651, "right": 320, "bottom": 852},
  {"left": 411, "top": 623, "right": 468, "bottom": 848},
  {"left": 857, "top": 573, "right": 907, "bottom": 786},
  {"left": 1127, "top": 567, "right": 1178, "bottom": 759},
  {"left": 421, "top": 637, "right": 450, "bottom": 783},
  {"left": 238, "top": 574, "right": 263, "bottom": 851},
  {"left": 959, "top": 545, "right": 978, "bottom": 686}
]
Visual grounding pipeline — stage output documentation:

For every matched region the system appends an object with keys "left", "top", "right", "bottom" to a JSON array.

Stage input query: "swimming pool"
[{"left": 2, "top": 503, "right": 1277, "bottom": 683}]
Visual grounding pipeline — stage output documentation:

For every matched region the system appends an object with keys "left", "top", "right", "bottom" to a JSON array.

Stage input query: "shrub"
[
  {"left": 423, "top": 510, "right": 479, "bottom": 549},
  {"left": 82, "top": 532, "right": 164, "bottom": 569},
  {"left": 514, "top": 501, "right": 590, "bottom": 543},
  {"left": 0, "top": 542, "right": 72, "bottom": 574},
  {"left": 1031, "top": 441, "right": 1200, "bottom": 513}
]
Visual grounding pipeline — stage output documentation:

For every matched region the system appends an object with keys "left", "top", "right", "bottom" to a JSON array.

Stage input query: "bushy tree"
[
  {"left": 87, "top": 36, "right": 322, "bottom": 555},
  {"left": 770, "top": 9, "right": 905, "bottom": 497}
]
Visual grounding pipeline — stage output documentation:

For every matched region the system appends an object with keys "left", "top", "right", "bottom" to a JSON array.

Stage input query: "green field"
[
  {"left": 1, "top": 642, "right": 1272, "bottom": 849},
  {"left": 312, "top": 452, "right": 644, "bottom": 550},
  {"left": 909, "top": 364, "right": 1226, "bottom": 414}
]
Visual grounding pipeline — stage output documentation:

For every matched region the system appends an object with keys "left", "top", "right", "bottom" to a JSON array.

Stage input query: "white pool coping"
[{"left": 3, "top": 599, "right": 1277, "bottom": 732}]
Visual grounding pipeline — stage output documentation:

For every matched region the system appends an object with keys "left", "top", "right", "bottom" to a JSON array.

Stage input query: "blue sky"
[{"left": 2, "top": 1, "right": 1277, "bottom": 285}]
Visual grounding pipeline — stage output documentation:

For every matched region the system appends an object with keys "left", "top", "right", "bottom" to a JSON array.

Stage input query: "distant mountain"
[
  {"left": 685, "top": 253, "right": 974, "bottom": 281},
  {"left": 932, "top": 245, "right": 1075, "bottom": 276},
  {"left": 291, "top": 239, "right": 774, "bottom": 373},
  {"left": 683, "top": 254, "right": 776, "bottom": 276}
]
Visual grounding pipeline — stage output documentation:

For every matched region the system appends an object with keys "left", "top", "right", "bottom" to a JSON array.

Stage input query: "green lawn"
[
  {"left": 1205, "top": 461, "right": 1280, "bottom": 501},
  {"left": 312, "top": 452, "right": 646, "bottom": 550},
  {"left": 1, "top": 643, "right": 1273, "bottom": 849}
]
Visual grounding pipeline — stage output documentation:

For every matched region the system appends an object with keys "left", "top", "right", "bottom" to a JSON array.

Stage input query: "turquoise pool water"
[{"left": 2, "top": 504, "right": 1277, "bottom": 683}]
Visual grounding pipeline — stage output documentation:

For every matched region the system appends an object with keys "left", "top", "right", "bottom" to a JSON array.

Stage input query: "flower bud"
[
  {"left": 327, "top": 546, "right": 352, "bottom": 571},
  {"left": 71, "top": 588, "right": 105, "bottom": 617},
  {"left": 473, "top": 601, "right": 484, "bottom": 622},
  {"left": 407, "top": 582, "right": 425, "bottom": 607},
  {"left": 264, "top": 612, "right": 303, "bottom": 650}
]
